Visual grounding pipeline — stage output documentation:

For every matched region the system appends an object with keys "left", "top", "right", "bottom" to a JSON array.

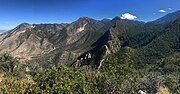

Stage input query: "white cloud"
[
  {"left": 168, "top": 8, "right": 172, "bottom": 10},
  {"left": 120, "top": 13, "right": 137, "bottom": 20},
  {"left": 159, "top": 9, "right": 166, "bottom": 13}
]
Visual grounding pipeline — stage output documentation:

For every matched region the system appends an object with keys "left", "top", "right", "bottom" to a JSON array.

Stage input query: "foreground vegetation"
[{"left": 0, "top": 53, "right": 179, "bottom": 94}]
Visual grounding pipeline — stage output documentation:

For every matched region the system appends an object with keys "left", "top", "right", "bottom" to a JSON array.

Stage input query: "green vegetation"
[{"left": 0, "top": 53, "right": 179, "bottom": 94}]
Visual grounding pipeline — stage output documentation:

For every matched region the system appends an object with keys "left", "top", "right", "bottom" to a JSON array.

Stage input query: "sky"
[{"left": 0, "top": 0, "right": 180, "bottom": 30}]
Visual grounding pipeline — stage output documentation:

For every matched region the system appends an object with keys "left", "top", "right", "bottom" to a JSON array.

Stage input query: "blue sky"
[{"left": 0, "top": 0, "right": 180, "bottom": 30}]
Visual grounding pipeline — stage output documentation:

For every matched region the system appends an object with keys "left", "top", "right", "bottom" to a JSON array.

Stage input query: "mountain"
[
  {"left": 0, "top": 10, "right": 180, "bottom": 94},
  {"left": 151, "top": 10, "right": 180, "bottom": 24},
  {"left": 0, "top": 17, "right": 109, "bottom": 67},
  {"left": 73, "top": 18, "right": 145, "bottom": 67},
  {"left": 0, "top": 11, "right": 180, "bottom": 68},
  {"left": 73, "top": 11, "right": 180, "bottom": 68}
]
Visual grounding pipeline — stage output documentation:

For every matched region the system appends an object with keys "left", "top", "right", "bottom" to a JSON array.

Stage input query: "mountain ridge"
[
  {"left": 0, "top": 10, "right": 180, "bottom": 67},
  {"left": 150, "top": 10, "right": 180, "bottom": 24}
]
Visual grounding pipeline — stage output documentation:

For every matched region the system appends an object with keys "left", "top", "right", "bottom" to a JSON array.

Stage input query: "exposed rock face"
[
  {"left": 77, "top": 23, "right": 87, "bottom": 33},
  {"left": 65, "top": 17, "right": 105, "bottom": 45}
]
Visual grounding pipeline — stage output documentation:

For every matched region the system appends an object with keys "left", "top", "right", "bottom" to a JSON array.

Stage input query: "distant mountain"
[
  {"left": 151, "top": 10, "right": 180, "bottom": 24},
  {"left": 0, "top": 10, "right": 180, "bottom": 68}
]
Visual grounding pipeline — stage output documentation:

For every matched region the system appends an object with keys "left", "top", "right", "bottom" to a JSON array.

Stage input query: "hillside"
[
  {"left": 0, "top": 11, "right": 179, "bottom": 93},
  {"left": 0, "top": 17, "right": 108, "bottom": 67}
]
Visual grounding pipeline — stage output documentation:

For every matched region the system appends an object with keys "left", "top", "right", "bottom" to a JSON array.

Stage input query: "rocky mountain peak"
[
  {"left": 66, "top": 17, "right": 96, "bottom": 34},
  {"left": 112, "top": 16, "right": 121, "bottom": 21},
  {"left": 15, "top": 23, "right": 33, "bottom": 31},
  {"left": 77, "top": 16, "right": 96, "bottom": 25},
  {"left": 78, "top": 16, "right": 91, "bottom": 20}
]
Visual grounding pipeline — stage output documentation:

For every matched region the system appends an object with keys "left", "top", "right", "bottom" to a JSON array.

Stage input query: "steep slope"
[
  {"left": 137, "top": 17, "right": 180, "bottom": 62},
  {"left": 0, "top": 23, "right": 55, "bottom": 59},
  {"left": 150, "top": 10, "right": 180, "bottom": 24},
  {"left": 74, "top": 11, "right": 180, "bottom": 68},
  {"left": 32, "top": 17, "right": 109, "bottom": 67},
  {"left": 102, "top": 14, "right": 180, "bottom": 68},
  {"left": 73, "top": 18, "right": 144, "bottom": 67},
  {"left": 0, "top": 17, "right": 108, "bottom": 67}
]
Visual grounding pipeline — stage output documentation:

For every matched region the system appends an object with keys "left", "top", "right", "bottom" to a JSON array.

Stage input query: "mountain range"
[{"left": 0, "top": 10, "right": 180, "bottom": 68}]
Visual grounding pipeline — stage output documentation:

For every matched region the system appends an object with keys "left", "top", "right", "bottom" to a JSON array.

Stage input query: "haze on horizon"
[{"left": 0, "top": 0, "right": 180, "bottom": 30}]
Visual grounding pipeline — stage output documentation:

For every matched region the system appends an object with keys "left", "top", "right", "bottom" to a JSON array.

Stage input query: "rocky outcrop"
[{"left": 72, "top": 25, "right": 122, "bottom": 68}]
